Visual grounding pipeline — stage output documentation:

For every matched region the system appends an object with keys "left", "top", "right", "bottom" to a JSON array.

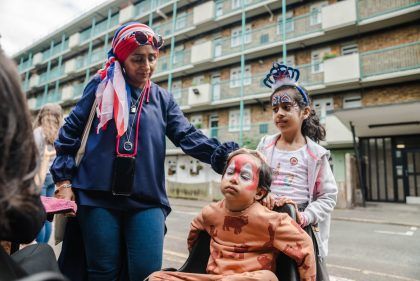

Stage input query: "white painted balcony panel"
[
  {"left": 27, "top": 98, "right": 36, "bottom": 110},
  {"left": 29, "top": 75, "right": 39, "bottom": 88},
  {"left": 69, "top": 33, "right": 81, "bottom": 49},
  {"left": 322, "top": 0, "right": 356, "bottom": 31},
  {"left": 188, "top": 83, "right": 211, "bottom": 106},
  {"left": 61, "top": 85, "right": 73, "bottom": 101},
  {"left": 64, "top": 59, "right": 76, "bottom": 74},
  {"left": 32, "top": 53, "right": 43, "bottom": 66},
  {"left": 193, "top": 1, "right": 215, "bottom": 25},
  {"left": 191, "top": 41, "right": 212, "bottom": 64},
  {"left": 324, "top": 53, "right": 360, "bottom": 85},
  {"left": 119, "top": 5, "right": 135, "bottom": 24}
]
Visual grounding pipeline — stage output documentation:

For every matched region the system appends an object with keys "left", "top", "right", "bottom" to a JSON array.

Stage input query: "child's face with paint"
[
  {"left": 271, "top": 88, "right": 309, "bottom": 136},
  {"left": 221, "top": 154, "right": 265, "bottom": 210}
]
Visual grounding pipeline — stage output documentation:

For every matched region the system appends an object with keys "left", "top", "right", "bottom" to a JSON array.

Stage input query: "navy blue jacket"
[{"left": 51, "top": 75, "right": 237, "bottom": 212}]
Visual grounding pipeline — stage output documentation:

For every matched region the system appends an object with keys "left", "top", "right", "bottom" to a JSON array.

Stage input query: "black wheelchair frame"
[{"left": 151, "top": 203, "right": 300, "bottom": 281}]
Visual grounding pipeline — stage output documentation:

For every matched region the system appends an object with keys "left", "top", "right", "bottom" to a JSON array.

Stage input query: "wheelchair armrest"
[
  {"left": 178, "top": 231, "right": 211, "bottom": 274},
  {"left": 273, "top": 203, "right": 300, "bottom": 281}
]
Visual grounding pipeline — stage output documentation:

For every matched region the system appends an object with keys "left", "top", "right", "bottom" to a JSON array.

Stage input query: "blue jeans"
[
  {"left": 78, "top": 206, "right": 165, "bottom": 281},
  {"left": 36, "top": 173, "right": 55, "bottom": 243}
]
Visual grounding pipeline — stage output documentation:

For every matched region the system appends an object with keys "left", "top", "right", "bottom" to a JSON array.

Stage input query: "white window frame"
[
  {"left": 171, "top": 81, "right": 182, "bottom": 100},
  {"left": 231, "top": 25, "right": 252, "bottom": 48},
  {"left": 310, "top": 1, "right": 328, "bottom": 26},
  {"left": 278, "top": 55, "right": 295, "bottom": 66},
  {"left": 313, "top": 97, "right": 333, "bottom": 125},
  {"left": 231, "top": 0, "right": 241, "bottom": 9},
  {"left": 277, "top": 12, "right": 294, "bottom": 34},
  {"left": 215, "top": 1, "right": 223, "bottom": 17},
  {"left": 192, "top": 75, "right": 205, "bottom": 86},
  {"left": 229, "top": 65, "right": 251, "bottom": 88},
  {"left": 176, "top": 12, "right": 187, "bottom": 30},
  {"left": 311, "top": 48, "right": 330, "bottom": 73},
  {"left": 341, "top": 43, "right": 359, "bottom": 56},
  {"left": 228, "top": 108, "right": 251, "bottom": 132}
]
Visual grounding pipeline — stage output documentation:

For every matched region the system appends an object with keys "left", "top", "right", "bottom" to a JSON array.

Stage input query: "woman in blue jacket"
[{"left": 51, "top": 22, "right": 237, "bottom": 281}]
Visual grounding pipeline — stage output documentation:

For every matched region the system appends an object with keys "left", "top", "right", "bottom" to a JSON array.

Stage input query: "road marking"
[
  {"left": 163, "top": 249, "right": 188, "bottom": 259},
  {"left": 172, "top": 210, "right": 199, "bottom": 216},
  {"left": 328, "top": 263, "right": 420, "bottom": 281},
  {"left": 330, "top": 276, "right": 354, "bottom": 281},
  {"left": 374, "top": 226, "right": 417, "bottom": 236}
]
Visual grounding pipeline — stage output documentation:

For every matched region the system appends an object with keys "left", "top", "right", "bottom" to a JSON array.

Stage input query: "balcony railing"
[
  {"left": 80, "top": 14, "right": 119, "bottom": 44},
  {"left": 360, "top": 41, "right": 420, "bottom": 77},
  {"left": 42, "top": 40, "right": 69, "bottom": 61},
  {"left": 214, "top": 13, "right": 322, "bottom": 59},
  {"left": 214, "top": 0, "right": 267, "bottom": 19},
  {"left": 18, "top": 59, "right": 33, "bottom": 73},
  {"left": 152, "top": 12, "right": 194, "bottom": 37},
  {"left": 358, "top": 0, "right": 419, "bottom": 20},
  {"left": 38, "top": 66, "right": 65, "bottom": 85},
  {"left": 134, "top": 0, "right": 173, "bottom": 19},
  {"left": 156, "top": 49, "right": 192, "bottom": 73},
  {"left": 166, "top": 122, "right": 278, "bottom": 150}
]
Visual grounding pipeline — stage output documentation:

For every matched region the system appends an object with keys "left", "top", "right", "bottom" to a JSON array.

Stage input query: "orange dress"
[{"left": 149, "top": 201, "right": 316, "bottom": 281}]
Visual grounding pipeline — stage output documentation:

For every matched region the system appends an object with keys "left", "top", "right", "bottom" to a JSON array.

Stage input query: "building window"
[
  {"left": 192, "top": 75, "right": 205, "bottom": 86},
  {"left": 259, "top": 123, "right": 268, "bottom": 134},
  {"left": 277, "top": 12, "right": 294, "bottom": 34},
  {"left": 310, "top": 2, "right": 328, "bottom": 26},
  {"left": 215, "top": 1, "right": 223, "bottom": 17},
  {"left": 190, "top": 114, "right": 203, "bottom": 129},
  {"left": 278, "top": 55, "right": 295, "bottom": 66},
  {"left": 231, "top": 0, "right": 241, "bottom": 9},
  {"left": 313, "top": 97, "right": 333, "bottom": 125},
  {"left": 172, "top": 81, "right": 182, "bottom": 100},
  {"left": 231, "top": 25, "right": 252, "bottom": 48},
  {"left": 341, "top": 43, "right": 359, "bottom": 55},
  {"left": 173, "top": 45, "right": 184, "bottom": 65},
  {"left": 229, "top": 109, "right": 251, "bottom": 132},
  {"left": 343, "top": 93, "right": 362, "bottom": 109},
  {"left": 311, "top": 48, "right": 330, "bottom": 73},
  {"left": 230, "top": 65, "right": 251, "bottom": 88},
  {"left": 176, "top": 12, "right": 187, "bottom": 30}
]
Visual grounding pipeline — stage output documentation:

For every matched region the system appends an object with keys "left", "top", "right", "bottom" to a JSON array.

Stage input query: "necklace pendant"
[
  {"left": 123, "top": 141, "right": 133, "bottom": 151},
  {"left": 130, "top": 105, "right": 136, "bottom": 113}
]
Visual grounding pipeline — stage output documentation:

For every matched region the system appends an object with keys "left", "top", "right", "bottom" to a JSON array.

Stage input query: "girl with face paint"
[
  {"left": 148, "top": 149, "right": 316, "bottom": 281},
  {"left": 257, "top": 64, "right": 338, "bottom": 281}
]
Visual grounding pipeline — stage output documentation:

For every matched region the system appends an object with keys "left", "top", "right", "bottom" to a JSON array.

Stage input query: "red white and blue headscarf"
[{"left": 95, "top": 22, "right": 161, "bottom": 137}]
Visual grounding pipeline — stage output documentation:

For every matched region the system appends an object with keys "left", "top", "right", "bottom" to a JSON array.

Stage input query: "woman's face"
[{"left": 123, "top": 45, "right": 158, "bottom": 88}]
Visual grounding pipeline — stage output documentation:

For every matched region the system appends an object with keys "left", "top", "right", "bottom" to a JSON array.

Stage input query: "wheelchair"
[{"left": 148, "top": 203, "right": 300, "bottom": 281}]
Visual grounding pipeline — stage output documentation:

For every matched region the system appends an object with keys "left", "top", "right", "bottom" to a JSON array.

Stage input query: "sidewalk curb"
[{"left": 332, "top": 216, "right": 420, "bottom": 228}]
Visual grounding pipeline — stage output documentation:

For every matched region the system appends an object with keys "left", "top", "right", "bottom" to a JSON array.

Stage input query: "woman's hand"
[
  {"left": 54, "top": 180, "right": 76, "bottom": 217},
  {"left": 260, "top": 193, "right": 276, "bottom": 210}
]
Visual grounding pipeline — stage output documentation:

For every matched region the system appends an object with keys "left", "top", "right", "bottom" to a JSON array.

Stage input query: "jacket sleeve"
[
  {"left": 50, "top": 76, "right": 100, "bottom": 183},
  {"left": 165, "top": 93, "right": 238, "bottom": 174},
  {"left": 0, "top": 194, "right": 46, "bottom": 243},
  {"left": 187, "top": 209, "right": 206, "bottom": 252},
  {"left": 273, "top": 214, "right": 316, "bottom": 280},
  {"left": 302, "top": 154, "right": 338, "bottom": 226}
]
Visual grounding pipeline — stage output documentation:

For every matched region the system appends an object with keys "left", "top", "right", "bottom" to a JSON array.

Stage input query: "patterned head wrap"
[{"left": 95, "top": 22, "right": 163, "bottom": 137}]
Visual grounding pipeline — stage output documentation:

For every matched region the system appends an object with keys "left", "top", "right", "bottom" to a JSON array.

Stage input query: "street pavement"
[{"left": 163, "top": 198, "right": 420, "bottom": 281}]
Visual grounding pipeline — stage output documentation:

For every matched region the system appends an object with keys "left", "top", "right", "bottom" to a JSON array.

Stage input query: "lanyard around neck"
[{"left": 115, "top": 80, "right": 150, "bottom": 157}]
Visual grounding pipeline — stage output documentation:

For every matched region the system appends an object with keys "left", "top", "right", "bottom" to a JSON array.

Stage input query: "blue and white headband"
[{"left": 263, "top": 63, "right": 309, "bottom": 106}]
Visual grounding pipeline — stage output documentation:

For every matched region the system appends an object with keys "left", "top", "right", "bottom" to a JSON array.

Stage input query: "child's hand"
[{"left": 260, "top": 193, "right": 276, "bottom": 210}]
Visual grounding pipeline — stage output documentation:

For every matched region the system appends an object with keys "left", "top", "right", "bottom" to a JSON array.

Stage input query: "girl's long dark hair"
[
  {"left": 0, "top": 47, "right": 39, "bottom": 230},
  {"left": 271, "top": 85, "right": 326, "bottom": 143}
]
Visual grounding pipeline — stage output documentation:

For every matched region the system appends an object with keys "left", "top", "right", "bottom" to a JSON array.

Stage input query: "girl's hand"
[
  {"left": 274, "top": 197, "right": 305, "bottom": 226},
  {"left": 54, "top": 180, "right": 76, "bottom": 217},
  {"left": 260, "top": 193, "right": 276, "bottom": 210}
]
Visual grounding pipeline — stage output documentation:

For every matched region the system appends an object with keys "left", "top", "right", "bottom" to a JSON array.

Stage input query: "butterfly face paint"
[{"left": 223, "top": 154, "right": 259, "bottom": 191}]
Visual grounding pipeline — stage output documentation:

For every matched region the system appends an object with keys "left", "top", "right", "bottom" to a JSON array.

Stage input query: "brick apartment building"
[{"left": 13, "top": 0, "right": 420, "bottom": 204}]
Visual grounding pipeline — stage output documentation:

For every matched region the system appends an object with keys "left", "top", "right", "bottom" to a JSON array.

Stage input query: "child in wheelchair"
[{"left": 149, "top": 148, "right": 316, "bottom": 281}]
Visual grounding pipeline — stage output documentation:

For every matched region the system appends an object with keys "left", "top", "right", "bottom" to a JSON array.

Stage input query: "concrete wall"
[{"left": 322, "top": 0, "right": 356, "bottom": 30}]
